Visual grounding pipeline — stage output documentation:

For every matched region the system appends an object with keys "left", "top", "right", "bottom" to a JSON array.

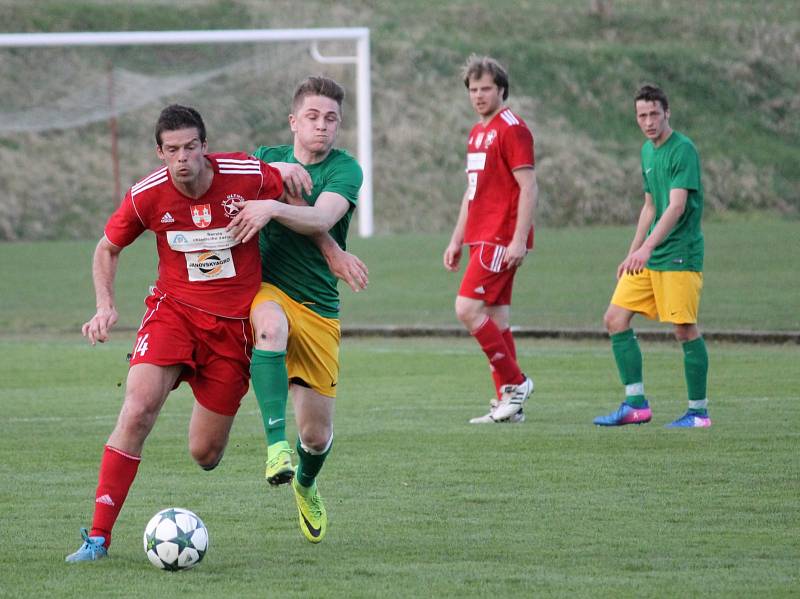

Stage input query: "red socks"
[
  {"left": 90, "top": 445, "right": 141, "bottom": 547},
  {"left": 472, "top": 319, "right": 524, "bottom": 393},
  {"left": 491, "top": 328, "right": 519, "bottom": 398}
]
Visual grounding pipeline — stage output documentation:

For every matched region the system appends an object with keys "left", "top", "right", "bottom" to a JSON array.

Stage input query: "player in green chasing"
[
  {"left": 594, "top": 85, "right": 710, "bottom": 428},
  {"left": 228, "top": 76, "right": 365, "bottom": 542}
]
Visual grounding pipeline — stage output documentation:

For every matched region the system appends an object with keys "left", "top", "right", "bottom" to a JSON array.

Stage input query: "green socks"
[
  {"left": 683, "top": 337, "right": 709, "bottom": 414},
  {"left": 611, "top": 329, "right": 647, "bottom": 408},
  {"left": 296, "top": 436, "right": 332, "bottom": 488},
  {"left": 250, "top": 349, "right": 289, "bottom": 445}
]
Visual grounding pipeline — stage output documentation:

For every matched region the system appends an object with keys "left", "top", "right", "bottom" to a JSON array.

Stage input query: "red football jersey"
[
  {"left": 463, "top": 108, "right": 535, "bottom": 248},
  {"left": 105, "top": 152, "right": 283, "bottom": 319}
]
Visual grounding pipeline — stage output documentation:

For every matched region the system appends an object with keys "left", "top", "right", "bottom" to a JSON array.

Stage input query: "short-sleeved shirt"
[
  {"left": 105, "top": 152, "right": 283, "bottom": 318},
  {"left": 252, "top": 145, "right": 362, "bottom": 318},
  {"left": 641, "top": 131, "right": 704, "bottom": 271},
  {"left": 464, "top": 108, "right": 535, "bottom": 248}
]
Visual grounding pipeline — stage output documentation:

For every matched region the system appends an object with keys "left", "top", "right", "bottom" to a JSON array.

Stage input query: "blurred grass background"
[{"left": 3, "top": 215, "right": 798, "bottom": 334}]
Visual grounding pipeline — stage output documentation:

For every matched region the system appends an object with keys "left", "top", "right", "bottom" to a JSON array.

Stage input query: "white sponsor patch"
[
  {"left": 185, "top": 248, "right": 236, "bottom": 281},
  {"left": 467, "top": 152, "right": 487, "bottom": 171},
  {"left": 467, "top": 172, "right": 478, "bottom": 200},
  {"left": 167, "top": 227, "right": 239, "bottom": 252}
]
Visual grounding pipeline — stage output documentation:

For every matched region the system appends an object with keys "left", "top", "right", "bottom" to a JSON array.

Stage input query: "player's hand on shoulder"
[
  {"left": 269, "top": 162, "right": 312, "bottom": 198},
  {"left": 82, "top": 307, "right": 119, "bottom": 345}
]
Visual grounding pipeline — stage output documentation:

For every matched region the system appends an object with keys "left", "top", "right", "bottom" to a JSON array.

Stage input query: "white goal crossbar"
[{"left": 0, "top": 28, "right": 374, "bottom": 237}]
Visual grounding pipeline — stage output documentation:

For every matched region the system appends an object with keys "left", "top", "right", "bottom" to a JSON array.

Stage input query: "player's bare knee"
[
  {"left": 190, "top": 441, "right": 224, "bottom": 470},
  {"left": 298, "top": 428, "right": 331, "bottom": 454},
  {"left": 252, "top": 315, "right": 288, "bottom": 350},
  {"left": 674, "top": 324, "right": 698, "bottom": 343},
  {"left": 455, "top": 298, "right": 482, "bottom": 330},
  {"left": 117, "top": 399, "right": 158, "bottom": 440},
  {"left": 603, "top": 308, "right": 628, "bottom": 334}
]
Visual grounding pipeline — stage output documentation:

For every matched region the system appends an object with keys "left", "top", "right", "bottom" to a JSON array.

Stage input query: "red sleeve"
[
  {"left": 104, "top": 191, "right": 146, "bottom": 248},
  {"left": 502, "top": 124, "right": 535, "bottom": 170},
  {"left": 256, "top": 160, "right": 284, "bottom": 201}
]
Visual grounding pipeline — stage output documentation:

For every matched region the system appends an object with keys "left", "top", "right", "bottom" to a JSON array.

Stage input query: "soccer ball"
[{"left": 143, "top": 507, "right": 209, "bottom": 571}]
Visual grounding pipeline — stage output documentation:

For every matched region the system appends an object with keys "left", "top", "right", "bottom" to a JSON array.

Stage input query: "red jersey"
[
  {"left": 464, "top": 108, "right": 535, "bottom": 248},
  {"left": 105, "top": 152, "right": 283, "bottom": 319}
]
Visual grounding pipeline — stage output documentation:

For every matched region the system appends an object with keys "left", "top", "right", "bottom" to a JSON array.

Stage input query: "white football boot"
[
  {"left": 469, "top": 398, "right": 526, "bottom": 424},
  {"left": 492, "top": 376, "right": 534, "bottom": 421}
]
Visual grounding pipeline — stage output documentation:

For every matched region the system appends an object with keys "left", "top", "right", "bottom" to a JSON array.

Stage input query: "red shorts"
[
  {"left": 458, "top": 243, "right": 518, "bottom": 306},
  {"left": 129, "top": 289, "right": 254, "bottom": 416}
]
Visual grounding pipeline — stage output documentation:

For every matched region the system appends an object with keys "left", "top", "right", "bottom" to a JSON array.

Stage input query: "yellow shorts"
[
  {"left": 610, "top": 268, "right": 703, "bottom": 324},
  {"left": 251, "top": 283, "right": 341, "bottom": 398}
]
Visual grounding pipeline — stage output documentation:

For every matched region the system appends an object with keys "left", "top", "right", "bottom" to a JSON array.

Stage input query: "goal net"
[{"left": 0, "top": 29, "right": 372, "bottom": 240}]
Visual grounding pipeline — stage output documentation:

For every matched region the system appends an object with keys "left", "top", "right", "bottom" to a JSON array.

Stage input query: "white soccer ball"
[{"left": 143, "top": 507, "right": 209, "bottom": 571}]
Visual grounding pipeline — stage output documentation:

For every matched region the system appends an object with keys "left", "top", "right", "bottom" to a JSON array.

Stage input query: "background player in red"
[
  {"left": 66, "top": 104, "right": 284, "bottom": 562},
  {"left": 443, "top": 55, "right": 538, "bottom": 424}
]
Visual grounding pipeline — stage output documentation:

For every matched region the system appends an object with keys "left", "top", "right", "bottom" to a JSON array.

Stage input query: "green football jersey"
[
  {"left": 640, "top": 131, "right": 704, "bottom": 271},
  {"left": 252, "top": 145, "right": 362, "bottom": 318}
]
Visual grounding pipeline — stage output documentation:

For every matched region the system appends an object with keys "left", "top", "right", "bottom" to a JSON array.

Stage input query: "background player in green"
[
  {"left": 594, "top": 84, "right": 711, "bottom": 428},
  {"left": 228, "top": 76, "right": 364, "bottom": 542}
]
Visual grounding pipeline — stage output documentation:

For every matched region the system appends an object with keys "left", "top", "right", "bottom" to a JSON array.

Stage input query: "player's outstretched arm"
[{"left": 82, "top": 237, "right": 122, "bottom": 345}]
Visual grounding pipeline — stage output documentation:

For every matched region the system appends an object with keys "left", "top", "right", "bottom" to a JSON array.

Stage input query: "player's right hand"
[
  {"left": 443, "top": 243, "right": 462, "bottom": 271},
  {"left": 270, "top": 162, "right": 312, "bottom": 198},
  {"left": 329, "top": 250, "right": 369, "bottom": 292},
  {"left": 82, "top": 307, "right": 119, "bottom": 345}
]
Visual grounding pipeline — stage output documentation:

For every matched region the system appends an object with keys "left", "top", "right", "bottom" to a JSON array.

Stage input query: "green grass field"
[
  {"left": 1, "top": 335, "right": 798, "bottom": 598},
  {"left": 0, "top": 218, "right": 800, "bottom": 597},
  {"left": 3, "top": 216, "right": 798, "bottom": 333},
  {"left": 1, "top": 219, "right": 798, "bottom": 596}
]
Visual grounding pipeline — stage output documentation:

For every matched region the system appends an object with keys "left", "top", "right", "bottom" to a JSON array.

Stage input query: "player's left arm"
[
  {"left": 228, "top": 190, "right": 348, "bottom": 241},
  {"left": 274, "top": 190, "right": 370, "bottom": 291},
  {"left": 505, "top": 166, "right": 538, "bottom": 268},
  {"left": 312, "top": 229, "right": 369, "bottom": 292},
  {"left": 621, "top": 188, "right": 688, "bottom": 275}
]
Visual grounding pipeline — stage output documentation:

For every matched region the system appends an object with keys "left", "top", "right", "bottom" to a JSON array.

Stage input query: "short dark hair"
[
  {"left": 292, "top": 76, "right": 345, "bottom": 113},
  {"left": 634, "top": 85, "right": 669, "bottom": 112},
  {"left": 462, "top": 54, "right": 510, "bottom": 101},
  {"left": 155, "top": 104, "right": 206, "bottom": 146}
]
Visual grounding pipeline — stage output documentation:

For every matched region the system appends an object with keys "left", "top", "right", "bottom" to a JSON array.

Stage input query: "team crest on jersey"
[
  {"left": 484, "top": 130, "right": 497, "bottom": 148},
  {"left": 222, "top": 194, "right": 245, "bottom": 218},
  {"left": 474, "top": 132, "right": 485, "bottom": 149},
  {"left": 191, "top": 204, "right": 212, "bottom": 228}
]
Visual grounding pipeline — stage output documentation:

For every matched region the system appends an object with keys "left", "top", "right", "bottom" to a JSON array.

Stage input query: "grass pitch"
[
  {"left": 3, "top": 216, "right": 799, "bottom": 334},
  {"left": 1, "top": 336, "right": 797, "bottom": 598}
]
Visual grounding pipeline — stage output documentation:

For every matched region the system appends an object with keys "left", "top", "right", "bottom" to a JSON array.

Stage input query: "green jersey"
[
  {"left": 641, "top": 131, "right": 704, "bottom": 271},
  {"left": 252, "top": 145, "right": 362, "bottom": 318}
]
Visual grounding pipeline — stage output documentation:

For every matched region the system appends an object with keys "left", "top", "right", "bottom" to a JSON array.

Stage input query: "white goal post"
[{"left": 0, "top": 28, "right": 374, "bottom": 237}]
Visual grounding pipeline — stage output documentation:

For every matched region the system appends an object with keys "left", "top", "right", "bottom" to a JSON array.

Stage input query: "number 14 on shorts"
[{"left": 134, "top": 333, "right": 150, "bottom": 357}]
